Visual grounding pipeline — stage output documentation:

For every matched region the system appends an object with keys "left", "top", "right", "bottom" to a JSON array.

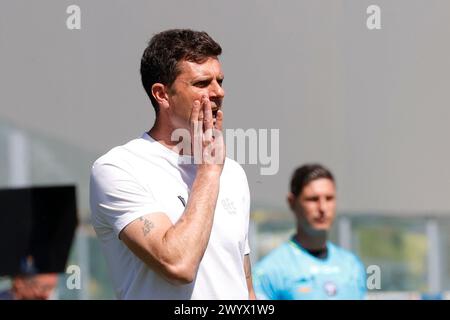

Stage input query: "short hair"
[
  {"left": 290, "top": 163, "right": 335, "bottom": 197},
  {"left": 140, "top": 29, "right": 222, "bottom": 113}
]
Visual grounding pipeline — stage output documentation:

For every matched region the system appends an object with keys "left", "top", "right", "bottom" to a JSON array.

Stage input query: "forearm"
[
  {"left": 161, "top": 169, "right": 221, "bottom": 279},
  {"left": 244, "top": 254, "right": 256, "bottom": 299}
]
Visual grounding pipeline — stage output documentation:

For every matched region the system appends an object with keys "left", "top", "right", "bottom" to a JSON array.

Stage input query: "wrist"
[{"left": 196, "top": 166, "right": 222, "bottom": 179}]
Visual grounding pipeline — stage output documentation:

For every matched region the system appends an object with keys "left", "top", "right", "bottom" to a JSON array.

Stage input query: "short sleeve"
[
  {"left": 244, "top": 233, "right": 251, "bottom": 255},
  {"left": 90, "top": 161, "right": 165, "bottom": 237},
  {"left": 242, "top": 165, "right": 251, "bottom": 255}
]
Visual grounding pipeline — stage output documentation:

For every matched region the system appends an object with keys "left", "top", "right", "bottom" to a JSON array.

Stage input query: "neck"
[
  {"left": 295, "top": 228, "right": 328, "bottom": 251},
  {"left": 148, "top": 118, "right": 188, "bottom": 155}
]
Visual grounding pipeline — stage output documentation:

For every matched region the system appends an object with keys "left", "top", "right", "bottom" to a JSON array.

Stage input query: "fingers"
[
  {"left": 215, "top": 110, "right": 223, "bottom": 132},
  {"left": 202, "top": 96, "right": 213, "bottom": 142},
  {"left": 190, "top": 100, "right": 201, "bottom": 125},
  {"left": 190, "top": 100, "right": 202, "bottom": 162},
  {"left": 213, "top": 109, "right": 224, "bottom": 163},
  {"left": 190, "top": 96, "right": 225, "bottom": 166}
]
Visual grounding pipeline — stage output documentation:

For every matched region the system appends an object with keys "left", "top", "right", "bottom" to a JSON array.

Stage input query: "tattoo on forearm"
[{"left": 139, "top": 217, "right": 155, "bottom": 237}]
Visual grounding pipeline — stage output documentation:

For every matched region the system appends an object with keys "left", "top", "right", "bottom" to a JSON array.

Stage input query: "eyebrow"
[{"left": 193, "top": 74, "right": 224, "bottom": 81}]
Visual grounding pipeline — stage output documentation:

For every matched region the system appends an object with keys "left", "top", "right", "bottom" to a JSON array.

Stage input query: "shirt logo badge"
[
  {"left": 323, "top": 281, "right": 338, "bottom": 297},
  {"left": 221, "top": 198, "right": 237, "bottom": 215}
]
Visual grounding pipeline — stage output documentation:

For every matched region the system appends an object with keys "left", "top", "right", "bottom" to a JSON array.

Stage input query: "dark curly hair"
[
  {"left": 290, "top": 163, "right": 335, "bottom": 197},
  {"left": 140, "top": 29, "right": 222, "bottom": 113}
]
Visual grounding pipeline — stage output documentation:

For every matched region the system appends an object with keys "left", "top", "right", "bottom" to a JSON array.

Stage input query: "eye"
[
  {"left": 194, "top": 80, "right": 210, "bottom": 88},
  {"left": 217, "top": 78, "right": 224, "bottom": 87}
]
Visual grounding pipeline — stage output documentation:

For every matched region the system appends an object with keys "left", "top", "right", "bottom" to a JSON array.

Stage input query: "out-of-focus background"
[{"left": 1, "top": 0, "right": 450, "bottom": 299}]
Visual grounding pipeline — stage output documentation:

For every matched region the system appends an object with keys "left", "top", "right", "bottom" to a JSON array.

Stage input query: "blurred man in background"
[
  {"left": 0, "top": 185, "right": 77, "bottom": 300},
  {"left": 0, "top": 273, "right": 58, "bottom": 300},
  {"left": 253, "top": 163, "right": 366, "bottom": 299}
]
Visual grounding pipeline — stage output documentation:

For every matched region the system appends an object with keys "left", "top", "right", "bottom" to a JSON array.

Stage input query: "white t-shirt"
[{"left": 89, "top": 133, "right": 251, "bottom": 299}]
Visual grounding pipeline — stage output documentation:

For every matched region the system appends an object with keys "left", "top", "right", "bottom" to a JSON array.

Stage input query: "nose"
[
  {"left": 210, "top": 80, "right": 225, "bottom": 100},
  {"left": 318, "top": 197, "right": 327, "bottom": 213}
]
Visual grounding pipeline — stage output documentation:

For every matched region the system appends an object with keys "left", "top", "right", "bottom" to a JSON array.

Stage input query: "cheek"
[
  {"left": 187, "top": 92, "right": 200, "bottom": 101},
  {"left": 301, "top": 204, "right": 317, "bottom": 220},
  {"left": 179, "top": 92, "right": 204, "bottom": 112},
  {"left": 187, "top": 87, "right": 206, "bottom": 100},
  {"left": 327, "top": 202, "right": 337, "bottom": 214}
]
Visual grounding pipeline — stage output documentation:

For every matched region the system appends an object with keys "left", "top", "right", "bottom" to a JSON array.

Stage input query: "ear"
[
  {"left": 151, "top": 83, "right": 170, "bottom": 110},
  {"left": 287, "top": 192, "right": 296, "bottom": 211}
]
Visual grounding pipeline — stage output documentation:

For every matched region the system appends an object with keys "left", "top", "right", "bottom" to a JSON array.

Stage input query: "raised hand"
[{"left": 190, "top": 95, "right": 225, "bottom": 171}]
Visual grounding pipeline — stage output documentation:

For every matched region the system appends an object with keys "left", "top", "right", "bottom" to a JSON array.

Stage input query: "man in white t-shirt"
[{"left": 89, "top": 29, "right": 255, "bottom": 299}]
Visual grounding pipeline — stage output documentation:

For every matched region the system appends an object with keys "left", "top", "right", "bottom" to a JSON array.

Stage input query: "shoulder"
[
  {"left": 254, "top": 241, "right": 293, "bottom": 275},
  {"left": 224, "top": 157, "right": 246, "bottom": 175},
  {"left": 329, "top": 243, "right": 365, "bottom": 268},
  {"left": 93, "top": 146, "right": 126, "bottom": 167},
  {"left": 90, "top": 148, "right": 130, "bottom": 185},
  {"left": 91, "top": 136, "right": 152, "bottom": 175},
  {"left": 223, "top": 158, "right": 249, "bottom": 188}
]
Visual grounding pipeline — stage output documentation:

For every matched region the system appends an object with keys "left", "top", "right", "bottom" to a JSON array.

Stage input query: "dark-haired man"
[
  {"left": 253, "top": 164, "right": 366, "bottom": 300},
  {"left": 90, "top": 29, "right": 254, "bottom": 299}
]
